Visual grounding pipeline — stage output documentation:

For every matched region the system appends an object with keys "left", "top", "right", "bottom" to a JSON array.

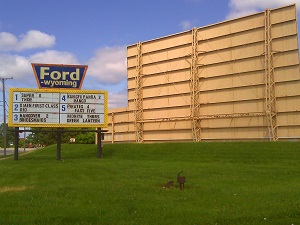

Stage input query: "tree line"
[{"left": 0, "top": 123, "right": 95, "bottom": 147}]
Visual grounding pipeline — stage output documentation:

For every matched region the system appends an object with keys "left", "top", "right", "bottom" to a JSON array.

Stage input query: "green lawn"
[{"left": 0, "top": 142, "right": 299, "bottom": 225}]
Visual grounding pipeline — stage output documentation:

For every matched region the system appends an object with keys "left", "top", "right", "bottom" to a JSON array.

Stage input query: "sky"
[{"left": 0, "top": 0, "right": 300, "bottom": 121}]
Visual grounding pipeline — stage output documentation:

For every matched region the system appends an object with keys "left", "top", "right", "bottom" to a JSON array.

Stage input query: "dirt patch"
[{"left": 0, "top": 186, "right": 32, "bottom": 193}]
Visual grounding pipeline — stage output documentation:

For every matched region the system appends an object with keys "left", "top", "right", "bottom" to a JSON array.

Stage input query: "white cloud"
[
  {"left": 108, "top": 91, "right": 128, "bottom": 109},
  {"left": 87, "top": 46, "right": 127, "bottom": 85},
  {"left": 29, "top": 50, "right": 78, "bottom": 64},
  {"left": 0, "top": 30, "right": 55, "bottom": 52},
  {"left": 0, "top": 54, "right": 32, "bottom": 82},
  {"left": 179, "top": 20, "right": 193, "bottom": 30},
  {"left": 0, "top": 32, "right": 18, "bottom": 51},
  {"left": 18, "top": 30, "right": 56, "bottom": 51},
  {"left": 0, "top": 50, "right": 79, "bottom": 87},
  {"left": 227, "top": 0, "right": 300, "bottom": 19}
]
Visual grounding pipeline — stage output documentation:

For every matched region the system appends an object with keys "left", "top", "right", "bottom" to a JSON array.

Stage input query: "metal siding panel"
[
  {"left": 143, "top": 95, "right": 190, "bottom": 109},
  {"left": 200, "top": 71, "right": 264, "bottom": 92},
  {"left": 142, "top": 70, "right": 190, "bottom": 87},
  {"left": 141, "top": 45, "right": 191, "bottom": 65},
  {"left": 199, "top": 42, "right": 264, "bottom": 65},
  {"left": 199, "top": 86, "right": 265, "bottom": 104},
  {"left": 270, "top": 5, "right": 296, "bottom": 24},
  {"left": 142, "top": 58, "right": 190, "bottom": 75},
  {"left": 200, "top": 57, "right": 264, "bottom": 78},
  {"left": 201, "top": 100, "right": 264, "bottom": 116},
  {"left": 274, "top": 65, "right": 300, "bottom": 82},
  {"left": 144, "top": 120, "right": 191, "bottom": 131},
  {"left": 198, "top": 28, "right": 264, "bottom": 52},
  {"left": 143, "top": 83, "right": 190, "bottom": 98},
  {"left": 273, "top": 51, "right": 299, "bottom": 68},
  {"left": 127, "top": 46, "right": 138, "bottom": 58},
  {"left": 143, "top": 107, "right": 191, "bottom": 120},
  {"left": 272, "top": 35, "right": 298, "bottom": 52},
  {"left": 141, "top": 32, "right": 191, "bottom": 53},
  {"left": 198, "top": 13, "right": 264, "bottom": 40},
  {"left": 277, "top": 112, "right": 300, "bottom": 125},
  {"left": 276, "top": 81, "right": 300, "bottom": 97},
  {"left": 272, "top": 21, "right": 297, "bottom": 39},
  {"left": 201, "top": 116, "right": 266, "bottom": 128}
]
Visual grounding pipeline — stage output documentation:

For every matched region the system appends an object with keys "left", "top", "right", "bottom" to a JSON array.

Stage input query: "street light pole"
[{"left": 1, "top": 77, "right": 13, "bottom": 155}]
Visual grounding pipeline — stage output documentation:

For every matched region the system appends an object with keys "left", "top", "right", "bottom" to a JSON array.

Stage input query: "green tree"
[
  {"left": 28, "top": 127, "right": 96, "bottom": 146},
  {"left": 0, "top": 123, "right": 15, "bottom": 147},
  {"left": 74, "top": 131, "right": 95, "bottom": 144}
]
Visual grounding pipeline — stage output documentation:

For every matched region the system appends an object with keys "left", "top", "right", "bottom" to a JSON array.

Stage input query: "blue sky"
[{"left": 0, "top": 0, "right": 299, "bottom": 119}]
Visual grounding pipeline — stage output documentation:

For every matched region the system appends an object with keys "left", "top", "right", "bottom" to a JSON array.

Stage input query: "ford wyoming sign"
[{"left": 32, "top": 63, "right": 88, "bottom": 89}]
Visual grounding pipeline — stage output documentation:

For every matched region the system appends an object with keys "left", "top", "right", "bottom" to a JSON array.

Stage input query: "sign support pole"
[
  {"left": 14, "top": 127, "right": 19, "bottom": 160},
  {"left": 97, "top": 128, "right": 102, "bottom": 158},
  {"left": 57, "top": 129, "right": 62, "bottom": 160}
]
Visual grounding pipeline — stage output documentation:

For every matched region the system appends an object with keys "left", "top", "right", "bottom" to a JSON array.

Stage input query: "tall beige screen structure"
[{"left": 105, "top": 4, "right": 300, "bottom": 142}]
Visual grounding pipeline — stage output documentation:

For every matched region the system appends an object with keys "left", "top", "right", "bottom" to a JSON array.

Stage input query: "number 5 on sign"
[{"left": 61, "top": 105, "right": 66, "bottom": 112}]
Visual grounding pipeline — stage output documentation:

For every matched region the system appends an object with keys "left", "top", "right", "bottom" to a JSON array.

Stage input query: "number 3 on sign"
[{"left": 14, "top": 114, "right": 18, "bottom": 121}]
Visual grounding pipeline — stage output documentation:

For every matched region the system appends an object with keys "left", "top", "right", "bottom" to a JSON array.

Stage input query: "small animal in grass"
[{"left": 164, "top": 181, "right": 174, "bottom": 189}]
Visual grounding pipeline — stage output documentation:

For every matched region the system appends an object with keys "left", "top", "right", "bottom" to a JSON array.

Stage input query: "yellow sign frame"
[{"left": 8, "top": 88, "right": 108, "bottom": 128}]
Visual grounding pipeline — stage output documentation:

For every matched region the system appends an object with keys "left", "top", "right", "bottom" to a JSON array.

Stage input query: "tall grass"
[{"left": 0, "top": 142, "right": 299, "bottom": 224}]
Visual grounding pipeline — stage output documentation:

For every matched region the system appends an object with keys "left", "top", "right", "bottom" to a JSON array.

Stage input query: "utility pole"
[{"left": 1, "top": 77, "right": 13, "bottom": 155}]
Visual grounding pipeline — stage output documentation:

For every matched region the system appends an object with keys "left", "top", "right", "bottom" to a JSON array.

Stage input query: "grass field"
[{"left": 0, "top": 142, "right": 299, "bottom": 225}]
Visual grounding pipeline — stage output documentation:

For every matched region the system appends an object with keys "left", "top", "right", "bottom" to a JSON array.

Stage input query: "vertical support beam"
[
  {"left": 56, "top": 129, "right": 61, "bottom": 160},
  {"left": 134, "top": 42, "right": 144, "bottom": 142},
  {"left": 264, "top": 9, "right": 278, "bottom": 141},
  {"left": 190, "top": 28, "right": 201, "bottom": 141},
  {"left": 14, "top": 127, "right": 19, "bottom": 160},
  {"left": 97, "top": 128, "right": 102, "bottom": 158}
]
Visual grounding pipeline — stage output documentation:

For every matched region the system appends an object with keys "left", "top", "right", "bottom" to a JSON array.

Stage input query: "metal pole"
[
  {"left": 23, "top": 128, "right": 26, "bottom": 152},
  {"left": 14, "top": 127, "right": 19, "bottom": 160},
  {"left": 2, "top": 79, "right": 6, "bottom": 155},
  {"left": 1, "top": 77, "right": 13, "bottom": 155},
  {"left": 57, "top": 129, "right": 61, "bottom": 160},
  {"left": 97, "top": 128, "right": 102, "bottom": 158}
]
